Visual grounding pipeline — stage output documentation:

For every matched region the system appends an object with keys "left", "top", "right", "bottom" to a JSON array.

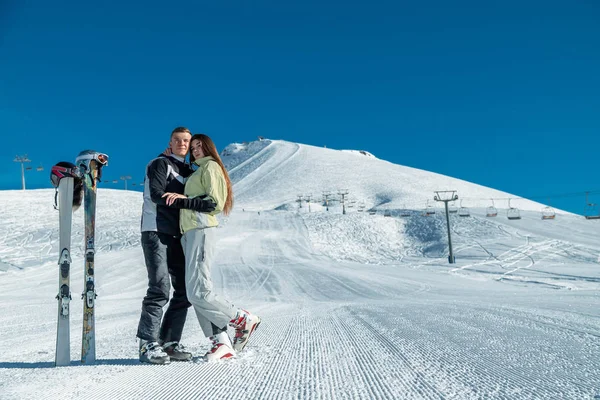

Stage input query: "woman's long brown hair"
[{"left": 189, "top": 134, "right": 233, "bottom": 216}]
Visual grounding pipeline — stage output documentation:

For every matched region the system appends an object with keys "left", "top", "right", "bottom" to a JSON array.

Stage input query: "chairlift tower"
[
  {"left": 297, "top": 194, "right": 303, "bottom": 209},
  {"left": 338, "top": 189, "right": 349, "bottom": 215},
  {"left": 13, "top": 154, "right": 32, "bottom": 190},
  {"left": 322, "top": 191, "right": 332, "bottom": 211},
  {"left": 305, "top": 194, "right": 312, "bottom": 213},
  {"left": 120, "top": 175, "right": 132, "bottom": 190},
  {"left": 434, "top": 190, "right": 458, "bottom": 264}
]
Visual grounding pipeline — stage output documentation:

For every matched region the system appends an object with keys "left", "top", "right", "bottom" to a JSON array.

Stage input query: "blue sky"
[{"left": 1, "top": 0, "right": 599, "bottom": 215}]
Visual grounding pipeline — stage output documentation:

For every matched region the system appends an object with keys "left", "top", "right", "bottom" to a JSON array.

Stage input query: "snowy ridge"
[{"left": 221, "top": 139, "right": 562, "bottom": 215}]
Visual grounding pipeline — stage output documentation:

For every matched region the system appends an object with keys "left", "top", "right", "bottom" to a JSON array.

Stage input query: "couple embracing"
[{"left": 136, "top": 127, "right": 260, "bottom": 364}]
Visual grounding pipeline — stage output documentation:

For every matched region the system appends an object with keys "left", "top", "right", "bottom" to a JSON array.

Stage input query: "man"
[{"left": 137, "top": 127, "right": 216, "bottom": 364}]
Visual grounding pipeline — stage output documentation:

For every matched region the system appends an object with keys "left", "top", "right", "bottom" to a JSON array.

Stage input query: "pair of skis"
[{"left": 52, "top": 150, "right": 109, "bottom": 367}]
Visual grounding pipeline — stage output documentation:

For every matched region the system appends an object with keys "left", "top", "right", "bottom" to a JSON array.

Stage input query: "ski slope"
[
  {"left": 222, "top": 140, "right": 567, "bottom": 214},
  {"left": 0, "top": 139, "right": 599, "bottom": 399}
]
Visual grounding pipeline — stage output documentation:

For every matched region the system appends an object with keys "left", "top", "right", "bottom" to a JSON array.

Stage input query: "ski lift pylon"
[{"left": 507, "top": 198, "right": 521, "bottom": 220}]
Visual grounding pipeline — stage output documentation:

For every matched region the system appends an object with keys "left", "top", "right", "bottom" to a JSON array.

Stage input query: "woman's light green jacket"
[{"left": 180, "top": 156, "right": 228, "bottom": 234}]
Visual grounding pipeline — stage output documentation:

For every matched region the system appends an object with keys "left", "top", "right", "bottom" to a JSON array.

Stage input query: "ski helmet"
[{"left": 51, "top": 162, "right": 84, "bottom": 211}]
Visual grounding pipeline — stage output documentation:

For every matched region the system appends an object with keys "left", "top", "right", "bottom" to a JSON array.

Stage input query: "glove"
[
  {"left": 177, "top": 196, "right": 217, "bottom": 213},
  {"left": 194, "top": 197, "right": 217, "bottom": 213}
]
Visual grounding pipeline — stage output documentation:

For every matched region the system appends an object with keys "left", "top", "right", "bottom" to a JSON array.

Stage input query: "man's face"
[{"left": 170, "top": 131, "right": 192, "bottom": 157}]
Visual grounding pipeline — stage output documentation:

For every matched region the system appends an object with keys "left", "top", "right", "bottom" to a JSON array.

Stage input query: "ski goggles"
[
  {"left": 96, "top": 153, "right": 108, "bottom": 165},
  {"left": 76, "top": 151, "right": 109, "bottom": 172}
]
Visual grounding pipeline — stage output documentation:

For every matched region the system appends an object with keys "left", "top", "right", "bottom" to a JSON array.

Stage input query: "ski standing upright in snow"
[
  {"left": 75, "top": 150, "right": 109, "bottom": 364},
  {"left": 51, "top": 162, "right": 84, "bottom": 367}
]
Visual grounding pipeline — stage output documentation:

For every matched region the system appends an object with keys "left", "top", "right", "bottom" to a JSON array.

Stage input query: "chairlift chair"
[
  {"left": 458, "top": 200, "right": 470, "bottom": 217},
  {"left": 36, "top": 164, "right": 44, "bottom": 172},
  {"left": 25, "top": 165, "right": 32, "bottom": 171},
  {"left": 423, "top": 200, "right": 435, "bottom": 216},
  {"left": 584, "top": 203, "right": 600, "bottom": 220},
  {"left": 448, "top": 201, "right": 458, "bottom": 214},
  {"left": 398, "top": 203, "right": 411, "bottom": 217},
  {"left": 486, "top": 198, "right": 498, "bottom": 217},
  {"left": 507, "top": 199, "right": 521, "bottom": 220},
  {"left": 112, "top": 180, "right": 118, "bottom": 184},
  {"left": 541, "top": 206, "right": 555, "bottom": 220},
  {"left": 584, "top": 192, "right": 600, "bottom": 219},
  {"left": 383, "top": 210, "right": 391, "bottom": 217}
]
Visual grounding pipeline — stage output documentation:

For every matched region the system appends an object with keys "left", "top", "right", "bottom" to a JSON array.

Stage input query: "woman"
[{"left": 163, "top": 133, "right": 261, "bottom": 362}]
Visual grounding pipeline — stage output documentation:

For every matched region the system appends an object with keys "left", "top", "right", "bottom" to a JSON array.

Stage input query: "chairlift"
[
  {"left": 357, "top": 201, "right": 366, "bottom": 212},
  {"left": 448, "top": 201, "right": 458, "bottom": 214},
  {"left": 36, "top": 164, "right": 44, "bottom": 172},
  {"left": 458, "top": 200, "right": 470, "bottom": 217},
  {"left": 584, "top": 192, "right": 600, "bottom": 220},
  {"left": 541, "top": 206, "right": 555, "bottom": 220},
  {"left": 369, "top": 210, "right": 376, "bottom": 215},
  {"left": 584, "top": 204, "right": 600, "bottom": 220},
  {"left": 507, "top": 198, "right": 521, "bottom": 220},
  {"left": 486, "top": 198, "right": 498, "bottom": 217},
  {"left": 25, "top": 165, "right": 32, "bottom": 171},
  {"left": 423, "top": 200, "right": 435, "bottom": 216},
  {"left": 383, "top": 210, "right": 391, "bottom": 217},
  {"left": 112, "top": 180, "right": 118, "bottom": 184}
]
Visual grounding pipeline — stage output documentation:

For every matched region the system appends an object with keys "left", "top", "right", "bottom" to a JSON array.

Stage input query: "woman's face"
[{"left": 190, "top": 139, "right": 205, "bottom": 160}]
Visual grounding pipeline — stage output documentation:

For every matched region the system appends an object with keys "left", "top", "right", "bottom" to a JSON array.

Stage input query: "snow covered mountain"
[
  {"left": 221, "top": 139, "right": 558, "bottom": 214},
  {"left": 0, "top": 139, "right": 599, "bottom": 399}
]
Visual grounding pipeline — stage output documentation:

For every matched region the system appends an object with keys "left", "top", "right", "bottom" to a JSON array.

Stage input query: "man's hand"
[
  {"left": 162, "top": 193, "right": 217, "bottom": 213},
  {"left": 195, "top": 197, "right": 217, "bottom": 213}
]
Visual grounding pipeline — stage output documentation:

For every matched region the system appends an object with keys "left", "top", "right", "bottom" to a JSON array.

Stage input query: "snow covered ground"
[{"left": 0, "top": 140, "right": 599, "bottom": 399}]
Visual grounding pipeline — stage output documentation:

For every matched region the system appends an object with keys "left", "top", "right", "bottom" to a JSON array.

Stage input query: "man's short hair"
[{"left": 171, "top": 127, "right": 191, "bottom": 137}]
